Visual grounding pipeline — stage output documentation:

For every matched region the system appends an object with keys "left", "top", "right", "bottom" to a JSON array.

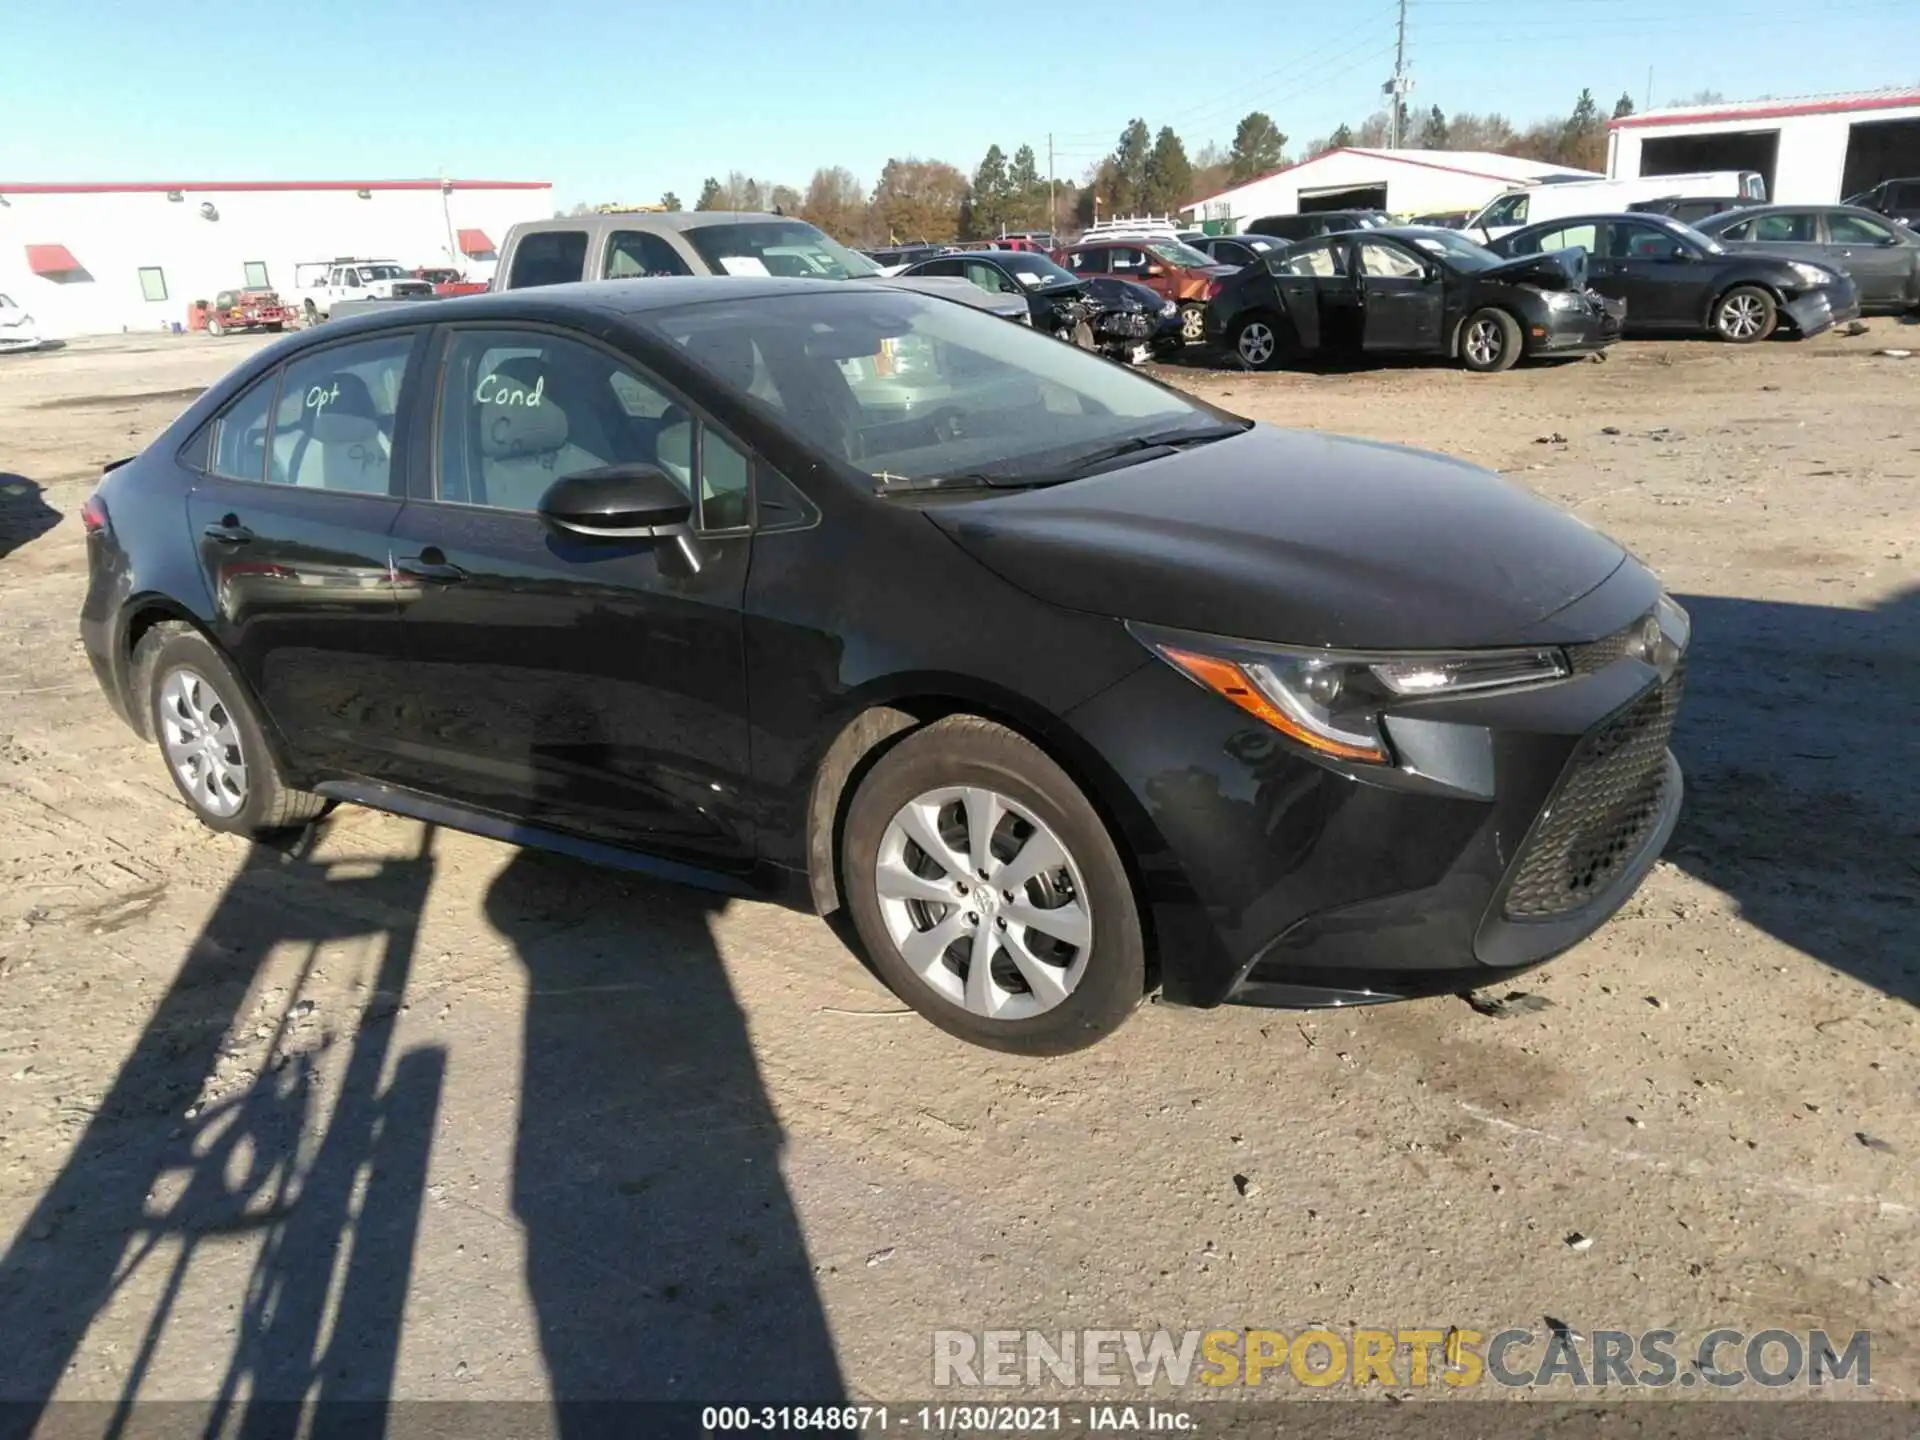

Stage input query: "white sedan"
[{"left": 0, "top": 294, "right": 44, "bottom": 351}]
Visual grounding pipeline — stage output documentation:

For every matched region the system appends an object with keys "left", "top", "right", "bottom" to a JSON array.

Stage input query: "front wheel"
[
  {"left": 1178, "top": 303, "right": 1206, "bottom": 343},
  {"left": 1712, "top": 285, "right": 1777, "bottom": 343},
  {"left": 206, "top": 316, "right": 225, "bottom": 337},
  {"left": 1460, "top": 307, "right": 1521, "bottom": 372},
  {"left": 136, "top": 624, "right": 327, "bottom": 836},
  {"left": 1228, "top": 312, "right": 1288, "bottom": 370},
  {"left": 841, "top": 716, "right": 1145, "bottom": 1055}
]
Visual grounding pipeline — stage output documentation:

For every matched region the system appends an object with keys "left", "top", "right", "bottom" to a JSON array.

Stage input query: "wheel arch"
[
  {"left": 120, "top": 600, "right": 297, "bottom": 782},
  {"left": 802, "top": 678, "right": 1165, "bottom": 989},
  {"left": 1449, "top": 303, "right": 1525, "bottom": 359}
]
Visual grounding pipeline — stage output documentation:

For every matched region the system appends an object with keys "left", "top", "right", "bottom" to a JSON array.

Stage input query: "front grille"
[{"left": 1503, "top": 660, "right": 1685, "bottom": 919}]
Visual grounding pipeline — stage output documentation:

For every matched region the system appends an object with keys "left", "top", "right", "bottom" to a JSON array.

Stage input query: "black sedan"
[
  {"left": 895, "top": 248, "right": 1093, "bottom": 343},
  {"left": 1693, "top": 204, "right": 1920, "bottom": 314},
  {"left": 1488, "top": 212, "right": 1861, "bottom": 342},
  {"left": 1078, "top": 275, "right": 1185, "bottom": 361},
  {"left": 1204, "top": 225, "right": 1622, "bottom": 372},
  {"left": 81, "top": 278, "right": 1687, "bottom": 1054}
]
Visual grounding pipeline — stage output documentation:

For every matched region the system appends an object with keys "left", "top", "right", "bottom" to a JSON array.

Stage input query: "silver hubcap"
[
  {"left": 158, "top": 667, "right": 248, "bottom": 817},
  {"left": 1238, "top": 322, "right": 1276, "bottom": 366},
  {"left": 1181, "top": 306, "right": 1204, "bottom": 341},
  {"left": 1721, "top": 293, "right": 1764, "bottom": 338},
  {"left": 1466, "top": 318, "right": 1502, "bottom": 366},
  {"left": 875, "top": 786, "right": 1092, "bottom": 1021}
]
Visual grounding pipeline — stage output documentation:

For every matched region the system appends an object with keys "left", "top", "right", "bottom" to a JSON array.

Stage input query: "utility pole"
[
  {"left": 1645, "top": 65, "right": 1654, "bottom": 112},
  {"left": 1047, "top": 133, "right": 1055, "bottom": 233},
  {"left": 1383, "top": 0, "right": 1413, "bottom": 148}
]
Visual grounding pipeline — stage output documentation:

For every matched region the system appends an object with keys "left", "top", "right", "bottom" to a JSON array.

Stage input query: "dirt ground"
[{"left": 0, "top": 327, "right": 1914, "bottom": 1415}]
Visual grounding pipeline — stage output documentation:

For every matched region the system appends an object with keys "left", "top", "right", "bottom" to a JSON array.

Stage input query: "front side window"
[
  {"left": 1357, "top": 240, "right": 1425, "bottom": 279},
  {"left": 1828, "top": 213, "right": 1895, "bottom": 245},
  {"left": 508, "top": 231, "right": 588, "bottom": 288},
  {"left": 963, "top": 260, "right": 1017, "bottom": 294},
  {"left": 605, "top": 230, "right": 693, "bottom": 278},
  {"left": 1534, "top": 223, "right": 1600, "bottom": 254},
  {"left": 1611, "top": 222, "right": 1688, "bottom": 260},
  {"left": 1719, "top": 218, "right": 1754, "bottom": 241},
  {"left": 139, "top": 267, "right": 167, "bottom": 302},
  {"left": 638, "top": 289, "right": 1215, "bottom": 488},
  {"left": 681, "top": 220, "right": 881, "bottom": 280},
  {"left": 1062, "top": 248, "right": 1107, "bottom": 274},
  {"left": 270, "top": 335, "right": 414, "bottom": 493},
  {"left": 435, "top": 328, "right": 751, "bottom": 525},
  {"left": 1273, "top": 242, "right": 1346, "bottom": 278},
  {"left": 1482, "top": 194, "right": 1529, "bottom": 228},
  {"left": 1753, "top": 213, "right": 1816, "bottom": 242}
]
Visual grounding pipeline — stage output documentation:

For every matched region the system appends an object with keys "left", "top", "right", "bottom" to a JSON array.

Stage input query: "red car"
[
  {"left": 1052, "top": 236, "right": 1238, "bottom": 343},
  {"left": 205, "top": 288, "right": 289, "bottom": 336},
  {"left": 412, "top": 266, "right": 489, "bottom": 296}
]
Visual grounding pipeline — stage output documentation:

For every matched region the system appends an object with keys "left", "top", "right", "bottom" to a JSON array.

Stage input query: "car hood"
[
  {"left": 879, "top": 274, "right": 1026, "bottom": 316},
  {"left": 925, "top": 425, "right": 1628, "bottom": 649},
  {"left": 1480, "top": 247, "right": 1587, "bottom": 290}
]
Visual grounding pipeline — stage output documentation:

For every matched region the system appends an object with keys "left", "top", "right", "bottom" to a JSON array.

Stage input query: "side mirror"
[
  {"left": 1145, "top": 263, "right": 1166, "bottom": 278},
  {"left": 539, "top": 463, "right": 692, "bottom": 540}
]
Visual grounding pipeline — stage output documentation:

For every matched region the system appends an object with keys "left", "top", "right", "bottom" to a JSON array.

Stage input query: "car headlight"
[
  {"left": 1160, "top": 301, "right": 1177, "bottom": 316},
  {"left": 1545, "top": 291, "right": 1586, "bottom": 312},
  {"left": 1624, "top": 594, "right": 1689, "bottom": 680},
  {"left": 1789, "top": 261, "right": 1838, "bottom": 287},
  {"left": 1132, "top": 624, "right": 1569, "bottom": 764}
]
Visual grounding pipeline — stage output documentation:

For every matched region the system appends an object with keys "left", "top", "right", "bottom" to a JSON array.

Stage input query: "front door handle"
[
  {"left": 203, "top": 516, "right": 254, "bottom": 544},
  {"left": 395, "top": 550, "right": 468, "bottom": 584}
]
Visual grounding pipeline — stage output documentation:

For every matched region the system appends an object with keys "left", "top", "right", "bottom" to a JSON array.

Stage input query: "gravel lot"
[{"left": 0, "top": 328, "right": 1914, "bottom": 1411}]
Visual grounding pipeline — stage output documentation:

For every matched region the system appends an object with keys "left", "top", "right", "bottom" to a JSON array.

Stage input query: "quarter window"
[
  {"left": 507, "top": 230, "right": 589, "bottom": 288},
  {"left": 211, "top": 372, "right": 279, "bottom": 482},
  {"left": 435, "top": 328, "right": 752, "bottom": 526},
  {"left": 270, "top": 336, "right": 414, "bottom": 493},
  {"left": 138, "top": 267, "right": 168, "bottom": 302},
  {"left": 1827, "top": 213, "right": 1895, "bottom": 244},
  {"left": 605, "top": 230, "right": 693, "bottom": 278}
]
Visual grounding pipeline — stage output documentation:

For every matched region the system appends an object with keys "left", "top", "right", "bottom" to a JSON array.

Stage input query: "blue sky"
[{"left": 3, "top": 0, "right": 1914, "bottom": 206}]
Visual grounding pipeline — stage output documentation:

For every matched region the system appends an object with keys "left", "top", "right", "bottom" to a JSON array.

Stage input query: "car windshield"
[
  {"left": 360, "top": 265, "right": 405, "bottom": 280},
  {"left": 1405, "top": 230, "right": 1504, "bottom": 271},
  {"left": 1007, "top": 256, "right": 1079, "bottom": 288},
  {"left": 1147, "top": 240, "right": 1216, "bottom": 268},
  {"left": 683, "top": 221, "right": 883, "bottom": 280},
  {"left": 638, "top": 289, "right": 1235, "bottom": 490}
]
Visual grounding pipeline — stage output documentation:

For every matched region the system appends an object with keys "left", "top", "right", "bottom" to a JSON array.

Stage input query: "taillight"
[{"left": 81, "top": 493, "right": 110, "bottom": 536}]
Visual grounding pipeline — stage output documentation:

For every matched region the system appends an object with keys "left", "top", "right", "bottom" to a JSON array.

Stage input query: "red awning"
[
  {"left": 457, "top": 228, "right": 495, "bottom": 257},
  {"left": 26, "top": 244, "right": 83, "bottom": 276}
]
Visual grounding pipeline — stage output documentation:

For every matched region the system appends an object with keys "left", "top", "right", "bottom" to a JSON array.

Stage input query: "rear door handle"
[
  {"left": 394, "top": 551, "right": 468, "bottom": 584},
  {"left": 203, "top": 517, "right": 254, "bottom": 544}
]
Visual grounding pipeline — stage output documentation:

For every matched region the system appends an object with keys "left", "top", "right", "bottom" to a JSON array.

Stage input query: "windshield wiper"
[{"left": 872, "top": 421, "right": 1251, "bottom": 497}]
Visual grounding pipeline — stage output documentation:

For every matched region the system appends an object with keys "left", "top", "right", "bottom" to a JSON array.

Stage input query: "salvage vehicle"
[
  {"left": 1467, "top": 171, "right": 1767, "bottom": 242},
  {"left": 1694, "top": 205, "right": 1920, "bottom": 314},
  {"left": 1246, "top": 211, "right": 1390, "bottom": 244},
  {"left": 496, "top": 212, "right": 1029, "bottom": 322},
  {"left": 895, "top": 249, "right": 1095, "bottom": 343},
  {"left": 79, "top": 279, "right": 1688, "bottom": 1054},
  {"left": 1053, "top": 236, "right": 1237, "bottom": 343},
  {"left": 1843, "top": 177, "right": 1920, "bottom": 229},
  {"left": 205, "top": 288, "right": 290, "bottom": 336},
  {"left": 1488, "top": 213, "right": 1860, "bottom": 342},
  {"left": 1205, "top": 226, "right": 1622, "bottom": 373},
  {"left": 0, "top": 293, "right": 43, "bottom": 352},
  {"left": 1078, "top": 276, "right": 1184, "bottom": 362}
]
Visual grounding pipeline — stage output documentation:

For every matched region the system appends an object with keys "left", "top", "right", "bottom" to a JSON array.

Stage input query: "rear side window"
[
  {"left": 1752, "top": 213, "right": 1815, "bottom": 242},
  {"left": 270, "top": 336, "right": 414, "bottom": 493},
  {"left": 1273, "top": 242, "right": 1346, "bottom": 278},
  {"left": 1719, "top": 219, "right": 1754, "bottom": 241},
  {"left": 508, "top": 230, "right": 589, "bottom": 288},
  {"left": 1063, "top": 248, "right": 1108, "bottom": 274},
  {"left": 1892, "top": 182, "right": 1920, "bottom": 208},
  {"left": 211, "top": 372, "right": 279, "bottom": 482},
  {"left": 605, "top": 230, "right": 693, "bottom": 278}
]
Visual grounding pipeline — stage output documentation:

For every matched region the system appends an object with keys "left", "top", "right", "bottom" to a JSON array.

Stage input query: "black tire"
[
  {"left": 1178, "top": 302, "right": 1206, "bottom": 344},
  {"left": 135, "top": 624, "right": 327, "bottom": 836},
  {"left": 1711, "top": 285, "right": 1777, "bottom": 343},
  {"left": 1228, "top": 311, "right": 1288, "bottom": 370},
  {"left": 206, "top": 316, "right": 225, "bottom": 337},
  {"left": 1459, "top": 307, "right": 1522, "bottom": 372},
  {"left": 841, "top": 716, "right": 1145, "bottom": 1055}
]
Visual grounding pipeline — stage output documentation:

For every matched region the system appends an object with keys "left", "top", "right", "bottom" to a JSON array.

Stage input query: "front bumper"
[
  {"left": 1065, "top": 568, "right": 1685, "bottom": 1008},
  {"left": 1784, "top": 282, "right": 1859, "bottom": 338},
  {"left": 1530, "top": 294, "right": 1624, "bottom": 355}
]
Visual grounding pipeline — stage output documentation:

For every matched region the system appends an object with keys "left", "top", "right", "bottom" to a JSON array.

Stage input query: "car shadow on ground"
[
  {"left": 1668, "top": 586, "right": 1918, "bottom": 1006},
  {"left": 0, "top": 474, "right": 60, "bottom": 562},
  {"left": 0, "top": 818, "right": 841, "bottom": 1425}
]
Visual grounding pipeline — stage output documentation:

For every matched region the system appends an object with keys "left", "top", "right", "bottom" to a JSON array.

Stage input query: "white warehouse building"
[
  {"left": 0, "top": 178, "right": 553, "bottom": 339},
  {"left": 1191, "top": 147, "right": 1598, "bottom": 226},
  {"left": 1607, "top": 88, "right": 1920, "bottom": 203}
]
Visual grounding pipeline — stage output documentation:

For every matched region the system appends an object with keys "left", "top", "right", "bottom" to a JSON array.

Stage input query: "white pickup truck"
[{"left": 292, "top": 259, "right": 435, "bottom": 321}]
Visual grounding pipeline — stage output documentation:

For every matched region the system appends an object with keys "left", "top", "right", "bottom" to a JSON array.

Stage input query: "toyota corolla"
[{"left": 80, "top": 278, "right": 1688, "bottom": 1054}]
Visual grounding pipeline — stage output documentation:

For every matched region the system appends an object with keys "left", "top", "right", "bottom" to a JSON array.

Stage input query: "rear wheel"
[
  {"left": 841, "top": 717, "right": 1145, "bottom": 1055},
  {"left": 206, "top": 316, "right": 225, "bottom": 337},
  {"left": 1712, "top": 285, "right": 1777, "bottom": 342},
  {"left": 1460, "top": 307, "right": 1521, "bottom": 372},
  {"left": 136, "top": 625, "right": 326, "bottom": 836},
  {"left": 1229, "top": 312, "right": 1288, "bottom": 370},
  {"left": 1178, "top": 302, "right": 1206, "bottom": 343}
]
